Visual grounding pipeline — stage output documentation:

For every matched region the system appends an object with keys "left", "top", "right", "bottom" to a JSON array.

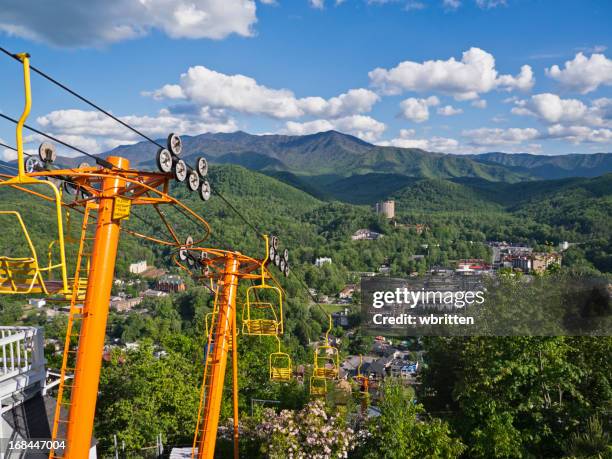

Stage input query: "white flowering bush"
[{"left": 257, "top": 399, "right": 356, "bottom": 459}]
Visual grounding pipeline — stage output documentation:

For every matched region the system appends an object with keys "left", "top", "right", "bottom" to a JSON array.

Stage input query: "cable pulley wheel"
[
  {"left": 196, "top": 156, "right": 208, "bottom": 177},
  {"left": 38, "top": 142, "right": 56, "bottom": 163},
  {"left": 167, "top": 133, "right": 183, "bottom": 156},
  {"left": 283, "top": 264, "right": 290, "bottom": 278},
  {"left": 274, "top": 253, "right": 281, "bottom": 266},
  {"left": 156, "top": 148, "right": 173, "bottom": 173},
  {"left": 200, "top": 180, "right": 211, "bottom": 201},
  {"left": 269, "top": 244, "right": 276, "bottom": 261},
  {"left": 25, "top": 156, "right": 41, "bottom": 173},
  {"left": 283, "top": 249, "right": 289, "bottom": 262},
  {"left": 174, "top": 159, "right": 188, "bottom": 182},
  {"left": 280, "top": 258, "right": 286, "bottom": 272},
  {"left": 271, "top": 236, "right": 279, "bottom": 250},
  {"left": 187, "top": 169, "right": 200, "bottom": 192}
]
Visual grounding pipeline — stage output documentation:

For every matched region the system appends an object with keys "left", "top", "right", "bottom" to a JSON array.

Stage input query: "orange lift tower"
[
  {"left": 0, "top": 52, "right": 214, "bottom": 458},
  {"left": 174, "top": 235, "right": 290, "bottom": 459}
]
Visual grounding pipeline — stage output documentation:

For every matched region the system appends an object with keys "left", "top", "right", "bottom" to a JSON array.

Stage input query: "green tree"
[{"left": 361, "top": 378, "right": 464, "bottom": 459}]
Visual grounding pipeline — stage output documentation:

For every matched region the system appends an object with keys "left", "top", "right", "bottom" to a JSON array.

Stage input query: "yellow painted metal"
[
  {"left": 269, "top": 336, "right": 292, "bottom": 382},
  {"left": 15, "top": 52, "right": 30, "bottom": 179},
  {"left": 0, "top": 211, "right": 46, "bottom": 294},
  {"left": 0, "top": 52, "right": 69, "bottom": 296},
  {"left": 312, "top": 314, "right": 339, "bottom": 380},
  {"left": 309, "top": 376, "right": 328, "bottom": 396},
  {"left": 49, "top": 202, "right": 95, "bottom": 458},
  {"left": 242, "top": 235, "right": 283, "bottom": 336}
]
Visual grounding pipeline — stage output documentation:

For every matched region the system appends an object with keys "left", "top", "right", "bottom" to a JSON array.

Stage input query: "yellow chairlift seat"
[
  {"left": 269, "top": 337, "right": 292, "bottom": 382},
  {"left": 0, "top": 210, "right": 66, "bottom": 295},
  {"left": 0, "top": 176, "right": 69, "bottom": 296},
  {"left": 242, "top": 235, "right": 284, "bottom": 336},
  {"left": 0, "top": 254, "right": 46, "bottom": 294},
  {"left": 312, "top": 314, "right": 340, "bottom": 380},
  {"left": 313, "top": 344, "right": 340, "bottom": 380},
  {"left": 309, "top": 376, "right": 328, "bottom": 396}
]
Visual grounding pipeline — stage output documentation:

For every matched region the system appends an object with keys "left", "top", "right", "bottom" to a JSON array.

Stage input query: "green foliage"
[
  {"left": 96, "top": 343, "right": 200, "bottom": 454},
  {"left": 420, "top": 337, "right": 612, "bottom": 458},
  {"left": 359, "top": 378, "right": 465, "bottom": 459}
]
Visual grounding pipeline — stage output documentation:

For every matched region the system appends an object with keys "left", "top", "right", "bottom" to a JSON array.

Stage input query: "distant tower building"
[{"left": 375, "top": 200, "right": 395, "bottom": 219}]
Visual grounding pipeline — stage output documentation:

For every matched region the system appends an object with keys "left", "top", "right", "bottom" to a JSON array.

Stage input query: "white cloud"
[
  {"left": 462, "top": 127, "right": 539, "bottom": 146},
  {"left": 0, "top": 0, "right": 258, "bottom": 47},
  {"left": 437, "top": 105, "right": 463, "bottom": 116},
  {"left": 472, "top": 99, "right": 487, "bottom": 109},
  {"left": 35, "top": 108, "right": 238, "bottom": 154},
  {"left": 309, "top": 0, "right": 325, "bottom": 8},
  {"left": 575, "top": 45, "right": 607, "bottom": 54},
  {"left": 148, "top": 65, "right": 379, "bottom": 119},
  {"left": 546, "top": 125, "right": 612, "bottom": 144},
  {"left": 378, "top": 129, "right": 459, "bottom": 152},
  {"left": 404, "top": 1, "right": 427, "bottom": 10},
  {"left": 283, "top": 115, "right": 386, "bottom": 142},
  {"left": 443, "top": 0, "right": 461, "bottom": 10},
  {"left": 546, "top": 52, "right": 612, "bottom": 94},
  {"left": 511, "top": 93, "right": 611, "bottom": 128},
  {"left": 476, "top": 0, "right": 506, "bottom": 8},
  {"left": 496, "top": 65, "right": 534, "bottom": 92},
  {"left": 399, "top": 96, "right": 440, "bottom": 122},
  {"left": 511, "top": 93, "right": 588, "bottom": 124},
  {"left": 369, "top": 47, "right": 534, "bottom": 100}
]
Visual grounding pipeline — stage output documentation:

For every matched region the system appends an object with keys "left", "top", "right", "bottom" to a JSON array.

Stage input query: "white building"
[
  {"left": 314, "top": 257, "right": 332, "bottom": 267},
  {"left": 352, "top": 229, "right": 383, "bottom": 241},
  {"left": 129, "top": 260, "right": 148, "bottom": 274},
  {"left": 28, "top": 298, "right": 46, "bottom": 308}
]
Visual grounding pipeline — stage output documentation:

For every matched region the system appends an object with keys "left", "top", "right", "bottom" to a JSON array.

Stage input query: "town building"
[
  {"left": 28, "top": 298, "right": 46, "bottom": 308},
  {"left": 455, "top": 259, "right": 490, "bottom": 274},
  {"left": 110, "top": 296, "right": 143, "bottom": 312},
  {"left": 500, "top": 252, "right": 562, "bottom": 273},
  {"left": 156, "top": 274, "right": 186, "bottom": 293},
  {"left": 314, "top": 257, "right": 332, "bottom": 267},
  {"left": 129, "top": 260, "right": 148, "bottom": 274},
  {"left": 332, "top": 308, "right": 351, "bottom": 328},
  {"left": 351, "top": 229, "right": 383, "bottom": 241},
  {"left": 142, "top": 289, "right": 168, "bottom": 298},
  {"left": 375, "top": 200, "right": 395, "bottom": 219},
  {"left": 338, "top": 284, "right": 356, "bottom": 300},
  {"left": 531, "top": 252, "right": 562, "bottom": 273}
]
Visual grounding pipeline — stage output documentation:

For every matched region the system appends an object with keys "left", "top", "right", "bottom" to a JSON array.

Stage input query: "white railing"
[{"left": 0, "top": 326, "right": 44, "bottom": 384}]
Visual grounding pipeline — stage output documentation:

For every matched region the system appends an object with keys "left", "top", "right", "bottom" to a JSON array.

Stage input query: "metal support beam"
[
  {"left": 197, "top": 255, "right": 239, "bottom": 459},
  {"left": 64, "top": 156, "right": 129, "bottom": 458}
]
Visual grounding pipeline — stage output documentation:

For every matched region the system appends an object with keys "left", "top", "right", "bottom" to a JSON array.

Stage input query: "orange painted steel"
[
  {"left": 231, "top": 294, "right": 240, "bottom": 459},
  {"left": 196, "top": 255, "right": 240, "bottom": 459},
  {"left": 64, "top": 156, "right": 129, "bottom": 458}
]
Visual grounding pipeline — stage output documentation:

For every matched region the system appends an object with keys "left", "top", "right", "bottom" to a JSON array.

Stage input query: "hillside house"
[
  {"left": 314, "top": 257, "right": 332, "bottom": 267},
  {"left": 352, "top": 229, "right": 383, "bottom": 241}
]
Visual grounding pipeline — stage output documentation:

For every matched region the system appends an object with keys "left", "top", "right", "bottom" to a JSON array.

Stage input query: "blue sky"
[{"left": 0, "top": 0, "right": 611, "bottom": 159}]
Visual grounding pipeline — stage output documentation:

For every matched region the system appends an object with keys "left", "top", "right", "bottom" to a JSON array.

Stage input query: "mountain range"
[{"left": 35, "top": 130, "right": 612, "bottom": 204}]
